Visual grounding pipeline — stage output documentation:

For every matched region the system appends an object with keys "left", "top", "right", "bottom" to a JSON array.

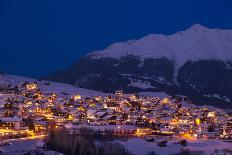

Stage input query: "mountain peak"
[
  {"left": 89, "top": 24, "right": 232, "bottom": 67},
  {"left": 190, "top": 23, "right": 207, "bottom": 30}
]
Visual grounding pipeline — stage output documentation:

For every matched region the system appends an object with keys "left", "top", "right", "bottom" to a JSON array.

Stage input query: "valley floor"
[
  {"left": 121, "top": 138, "right": 232, "bottom": 155},
  {"left": 1, "top": 135, "right": 232, "bottom": 155}
]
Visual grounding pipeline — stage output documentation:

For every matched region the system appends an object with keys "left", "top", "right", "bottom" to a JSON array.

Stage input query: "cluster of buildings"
[{"left": 0, "top": 81, "right": 231, "bottom": 141}]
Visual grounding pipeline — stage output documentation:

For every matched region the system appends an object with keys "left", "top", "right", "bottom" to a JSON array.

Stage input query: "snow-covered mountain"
[
  {"left": 89, "top": 24, "right": 232, "bottom": 67},
  {"left": 45, "top": 24, "right": 232, "bottom": 108}
]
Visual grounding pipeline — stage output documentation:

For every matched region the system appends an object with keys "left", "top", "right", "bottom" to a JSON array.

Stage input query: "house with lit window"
[{"left": 0, "top": 116, "right": 23, "bottom": 130}]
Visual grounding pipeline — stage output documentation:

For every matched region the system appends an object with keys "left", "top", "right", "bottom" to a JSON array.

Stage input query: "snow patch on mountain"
[
  {"left": 204, "top": 94, "right": 231, "bottom": 102},
  {"left": 89, "top": 24, "right": 232, "bottom": 67},
  {"left": 136, "top": 92, "right": 169, "bottom": 98},
  {"left": 128, "top": 80, "right": 156, "bottom": 89}
]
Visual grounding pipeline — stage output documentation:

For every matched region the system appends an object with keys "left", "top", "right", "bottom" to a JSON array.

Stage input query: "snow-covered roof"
[{"left": 0, "top": 116, "right": 22, "bottom": 122}]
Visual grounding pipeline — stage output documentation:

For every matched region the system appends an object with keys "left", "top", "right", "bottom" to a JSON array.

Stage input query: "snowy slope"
[
  {"left": 0, "top": 74, "right": 106, "bottom": 97},
  {"left": 89, "top": 24, "right": 232, "bottom": 67},
  {"left": 0, "top": 74, "right": 173, "bottom": 98},
  {"left": 0, "top": 74, "right": 35, "bottom": 85}
]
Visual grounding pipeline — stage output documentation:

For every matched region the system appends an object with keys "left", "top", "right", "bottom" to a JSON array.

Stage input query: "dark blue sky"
[{"left": 1, "top": 0, "right": 232, "bottom": 77}]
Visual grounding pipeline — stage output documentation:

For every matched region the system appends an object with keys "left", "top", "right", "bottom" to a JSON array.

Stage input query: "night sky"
[{"left": 0, "top": 0, "right": 232, "bottom": 77}]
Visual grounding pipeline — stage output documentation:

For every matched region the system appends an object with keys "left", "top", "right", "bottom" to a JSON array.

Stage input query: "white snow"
[
  {"left": 121, "top": 138, "right": 181, "bottom": 155},
  {"left": 136, "top": 92, "right": 169, "bottom": 98},
  {"left": 66, "top": 124, "right": 137, "bottom": 131},
  {"left": 0, "top": 74, "right": 170, "bottom": 98},
  {"left": 89, "top": 24, "right": 232, "bottom": 67},
  {"left": 38, "top": 80, "right": 106, "bottom": 97},
  {"left": 0, "top": 74, "right": 35, "bottom": 85},
  {"left": 128, "top": 80, "right": 156, "bottom": 89},
  {"left": 185, "top": 140, "right": 232, "bottom": 155},
  {"left": 204, "top": 94, "right": 231, "bottom": 102},
  {"left": 0, "top": 74, "right": 107, "bottom": 97},
  {"left": 0, "top": 137, "right": 63, "bottom": 155},
  {"left": 0, "top": 137, "right": 42, "bottom": 155},
  {"left": 121, "top": 138, "right": 232, "bottom": 155}
]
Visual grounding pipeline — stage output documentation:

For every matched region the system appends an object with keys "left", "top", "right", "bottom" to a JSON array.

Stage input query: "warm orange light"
[
  {"left": 161, "top": 98, "right": 170, "bottom": 104},
  {"left": 195, "top": 118, "right": 201, "bottom": 126},
  {"left": 207, "top": 112, "right": 215, "bottom": 117},
  {"left": 181, "top": 133, "right": 196, "bottom": 140},
  {"left": 73, "top": 94, "right": 81, "bottom": 101}
]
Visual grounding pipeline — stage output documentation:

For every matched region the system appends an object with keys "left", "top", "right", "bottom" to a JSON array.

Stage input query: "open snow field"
[
  {"left": 0, "top": 137, "right": 42, "bottom": 155},
  {"left": 0, "top": 130, "right": 232, "bottom": 155},
  {"left": 121, "top": 138, "right": 232, "bottom": 155}
]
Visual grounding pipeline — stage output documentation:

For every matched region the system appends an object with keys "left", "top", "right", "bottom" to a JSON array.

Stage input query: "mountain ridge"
[
  {"left": 88, "top": 24, "right": 232, "bottom": 67},
  {"left": 44, "top": 24, "right": 232, "bottom": 108}
]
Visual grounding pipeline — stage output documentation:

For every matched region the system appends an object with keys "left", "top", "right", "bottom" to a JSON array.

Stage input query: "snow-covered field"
[
  {"left": 0, "top": 74, "right": 107, "bottom": 97},
  {"left": 121, "top": 138, "right": 232, "bottom": 155},
  {"left": 38, "top": 81, "right": 107, "bottom": 97},
  {"left": 64, "top": 124, "right": 232, "bottom": 155},
  {"left": 0, "top": 137, "right": 41, "bottom": 155},
  {"left": 1, "top": 136, "right": 232, "bottom": 155}
]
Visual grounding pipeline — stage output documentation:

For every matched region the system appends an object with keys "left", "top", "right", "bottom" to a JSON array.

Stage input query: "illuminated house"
[
  {"left": 26, "top": 83, "right": 38, "bottom": 91},
  {"left": 94, "top": 96, "right": 103, "bottom": 102},
  {"left": 73, "top": 94, "right": 82, "bottom": 101},
  {"left": 4, "top": 102, "right": 16, "bottom": 109},
  {"left": 106, "top": 102, "right": 119, "bottom": 111},
  {"left": 224, "top": 121, "right": 232, "bottom": 135},
  {"left": 87, "top": 109, "right": 98, "bottom": 120},
  {"left": 207, "top": 111, "right": 216, "bottom": 118},
  {"left": 129, "top": 94, "right": 137, "bottom": 101},
  {"left": 34, "top": 121, "right": 48, "bottom": 132},
  {"left": 115, "top": 90, "right": 123, "bottom": 97},
  {"left": 160, "top": 97, "right": 170, "bottom": 104},
  {"left": 103, "top": 115, "right": 117, "bottom": 125},
  {"left": 0, "top": 117, "right": 23, "bottom": 130}
]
